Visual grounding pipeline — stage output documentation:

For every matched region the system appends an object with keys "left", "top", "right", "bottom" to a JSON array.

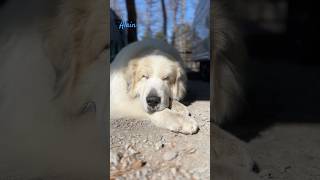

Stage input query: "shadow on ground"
[{"left": 222, "top": 58, "right": 320, "bottom": 180}]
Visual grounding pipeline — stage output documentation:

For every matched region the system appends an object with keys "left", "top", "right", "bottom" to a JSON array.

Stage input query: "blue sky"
[{"left": 111, "top": 0, "right": 199, "bottom": 41}]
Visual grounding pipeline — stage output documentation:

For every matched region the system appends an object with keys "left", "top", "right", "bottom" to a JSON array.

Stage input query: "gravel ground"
[
  {"left": 110, "top": 80, "right": 210, "bottom": 180},
  {"left": 225, "top": 61, "right": 320, "bottom": 180},
  {"left": 110, "top": 74, "right": 320, "bottom": 180},
  {"left": 248, "top": 123, "right": 320, "bottom": 180}
]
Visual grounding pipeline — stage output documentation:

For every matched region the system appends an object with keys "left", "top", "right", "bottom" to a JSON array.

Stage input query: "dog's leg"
[
  {"left": 149, "top": 108, "right": 199, "bottom": 134},
  {"left": 170, "top": 100, "right": 191, "bottom": 117}
]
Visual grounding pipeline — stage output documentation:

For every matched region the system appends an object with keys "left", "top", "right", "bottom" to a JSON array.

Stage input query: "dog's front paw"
[
  {"left": 180, "top": 116, "right": 199, "bottom": 135},
  {"left": 150, "top": 109, "right": 199, "bottom": 135},
  {"left": 171, "top": 100, "right": 191, "bottom": 117},
  {"left": 168, "top": 116, "right": 199, "bottom": 135}
]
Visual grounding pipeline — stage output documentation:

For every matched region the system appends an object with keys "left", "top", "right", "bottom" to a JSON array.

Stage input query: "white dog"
[{"left": 110, "top": 39, "right": 199, "bottom": 134}]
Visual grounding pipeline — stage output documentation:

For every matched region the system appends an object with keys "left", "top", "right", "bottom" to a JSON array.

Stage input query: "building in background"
[{"left": 189, "top": 0, "right": 210, "bottom": 80}]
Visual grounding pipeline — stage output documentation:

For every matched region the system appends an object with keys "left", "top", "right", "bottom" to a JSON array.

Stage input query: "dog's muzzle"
[{"left": 146, "top": 89, "right": 161, "bottom": 112}]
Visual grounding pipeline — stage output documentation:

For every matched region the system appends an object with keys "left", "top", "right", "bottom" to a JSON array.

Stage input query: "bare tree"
[
  {"left": 143, "top": 0, "right": 156, "bottom": 39},
  {"left": 180, "top": 0, "right": 186, "bottom": 24},
  {"left": 111, "top": 0, "right": 122, "bottom": 17},
  {"left": 160, "top": 0, "right": 167, "bottom": 39},
  {"left": 125, "top": 0, "right": 137, "bottom": 42},
  {"left": 170, "top": 0, "right": 180, "bottom": 45}
]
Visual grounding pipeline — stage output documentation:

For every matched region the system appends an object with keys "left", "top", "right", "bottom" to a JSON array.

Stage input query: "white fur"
[{"left": 110, "top": 39, "right": 198, "bottom": 134}]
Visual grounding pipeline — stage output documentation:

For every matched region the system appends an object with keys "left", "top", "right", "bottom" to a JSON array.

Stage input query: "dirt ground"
[
  {"left": 247, "top": 123, "right": 320, "bottom": 180},
  {"left": 229, "top": 61, "right": 320, "bottom": 180},
  {"left": 110, "top": 80, "right": 210, "bottom": 179}
]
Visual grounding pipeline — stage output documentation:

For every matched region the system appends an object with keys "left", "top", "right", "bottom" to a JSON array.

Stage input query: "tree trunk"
[
  {"left": 171, "top": 0, "right": 179, "bottom": 46},
  {"left": 160, "top": 0, "right": 167, "bottom": 39},
  {"left": 125, "top": 0, "right": 137, "bottom": 42}
]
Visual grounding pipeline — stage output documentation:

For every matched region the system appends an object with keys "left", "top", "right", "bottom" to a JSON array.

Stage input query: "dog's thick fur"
[
  {"left": 212, "top": 1, "right": 248, "bottom": 124},
  {"left": 110, "top": 39, "right": 198, "bottom": 134},
  {"left": 0, "top": 0, "right": 107, "bottom": 179}
]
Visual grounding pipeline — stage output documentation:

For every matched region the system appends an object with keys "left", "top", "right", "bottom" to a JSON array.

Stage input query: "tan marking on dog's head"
[
  {"left": 171, "top": 62, "right": 187, "bottom": 101},
  {"left": 124, "top": 58, "right": 140, "bottom": 98}
]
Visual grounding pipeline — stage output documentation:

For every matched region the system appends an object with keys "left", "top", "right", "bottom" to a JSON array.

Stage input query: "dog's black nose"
[{"left": 146, "top": 96, "right": 161, "bottom": 107}]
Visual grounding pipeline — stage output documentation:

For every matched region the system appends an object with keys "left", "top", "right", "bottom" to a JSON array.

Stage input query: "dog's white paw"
[
  {"left": 171, "top": 100, "right": 191, "bottom": 117},
  {"left": 181, "top": 117, "right": 199, "bottom": 134},
  {"left": 150, "top": 108, "right": 199, "bottom": 135},
  {"left": 168, "top": 116, "right": 199, "bottom": 135}
]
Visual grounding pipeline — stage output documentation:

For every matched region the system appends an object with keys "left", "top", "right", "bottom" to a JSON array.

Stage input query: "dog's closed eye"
[
  {"left": 142, "top": 74, "right": 149, "bottom": 79},
  {"left": 162, "top": 76, "right": 169, "bottom": 81}
]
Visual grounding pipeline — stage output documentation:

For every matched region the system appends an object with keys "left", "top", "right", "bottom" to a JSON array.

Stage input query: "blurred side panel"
[{"left": 0, "top": 0, "right": 108, "bottom": 179}]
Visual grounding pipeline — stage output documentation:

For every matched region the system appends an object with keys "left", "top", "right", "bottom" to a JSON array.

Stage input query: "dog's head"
[{"left": 125, "top": 53, "right": 187, "bottom": 113}]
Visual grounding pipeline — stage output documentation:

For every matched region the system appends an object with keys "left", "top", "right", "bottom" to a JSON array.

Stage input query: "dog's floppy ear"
[
  {"left": 41, "top": 0, "right": 107, "bottom": 116},
  {"left": 124, "top": 59, "right": 139, "bottom": 97},
  {"left": 171, "top": 63, "right": 187, "bottom": 100},
  {"left": 44, "top": 0, "right": 107, "bottom": 99}
]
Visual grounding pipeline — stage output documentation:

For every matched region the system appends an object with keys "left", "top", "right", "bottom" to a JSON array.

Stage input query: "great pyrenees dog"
[{"left": 110, "top": 39, "right": 199, "bottom": 134}]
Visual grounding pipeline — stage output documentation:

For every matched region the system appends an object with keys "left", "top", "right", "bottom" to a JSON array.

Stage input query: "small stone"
[
  {"left": 163, "top": 151, "right": 178, "bottom": 161},
  {"left": 180, "top": 169, "right": 191, "bottom": 179},
  {"left": 110, "top": 151, "right": 120, "bottom": 166},
  {"left": 131, "top": 139, "right": 137, "bottom": 144},
  {"left": 136, "top": 170, "right": 142, "bottom": 178},
  {"left": 155, "top": 141, "right": 164, "bottom": 150},
  {"left": 141, "top": 168, "right": 148, "bottom": 176},
  {"left": 186, "top": 148, "right": 197, "bottom": 154},
  {"left": 160, "top": 136, "right": 167, "bottom": 143},
  {"left": 170, "top": 168, "right": 177, "bottom": 175},
  {"left": 115, "top": 177, "right": 125, "bottom": 180},
  {"left": 125, "top": 144, "right": 130, "bottom": 149},
  {"left": 127, "top": 146, "right": 137, "bottom": 155},
  {"left": 193, "top": 174, "right": 200, "bottom": 180},
  {"left": 169, "top": 142, "right": 176, "bottom": 148}
]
